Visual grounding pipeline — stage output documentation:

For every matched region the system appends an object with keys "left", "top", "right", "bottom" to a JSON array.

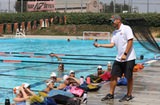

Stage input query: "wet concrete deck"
[{"left": 87, "top": 61, "right": 160, "bottom": 105}]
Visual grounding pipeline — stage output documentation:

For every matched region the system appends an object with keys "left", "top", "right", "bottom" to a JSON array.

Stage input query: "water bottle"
[
  {"left": 86, "top": 77, "right": 91, "bottom": 84},
  {"left": 80, "top": 76, "right": 84, "bottom": 85},
  {"left": 82, "top": 91, "right": 88, "bottom": 104},
  {"left": 5, "top": 97, "right": 10, "bottom": 105}
]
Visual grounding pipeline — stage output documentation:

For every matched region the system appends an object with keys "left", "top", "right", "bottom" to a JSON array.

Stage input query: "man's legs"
[
  {"left": 127, "top": 77, "right": 133, "bottom": 96},
  {"left": 119, "top": 77, "right": 133, "bottom": 102},
  {"left": 109, "top": 76, "right": 118, "bottom": 95},
  {"left": 101, "top": 60, "right": 122, "bottom": 101},
  {"left": 101, "top": 76, "right": 118, "bottom": 101},
  {"left": 119, "top": 60, "right": 135, "bottom": 102}
]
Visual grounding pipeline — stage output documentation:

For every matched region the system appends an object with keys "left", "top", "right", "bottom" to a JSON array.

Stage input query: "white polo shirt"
[{"left": 111, "top": 24, "right": 136, "bottom": 62}]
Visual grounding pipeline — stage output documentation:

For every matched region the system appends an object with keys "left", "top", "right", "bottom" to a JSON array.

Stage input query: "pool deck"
[
  {"left": 87, "top": 60, "right": 160, "bottom": 105},
  {"left": 2, "top": 34, "right": 160, "bottom": 41},
  {"left": 2, "top": 35, "right": 82, "bottom": 40}
]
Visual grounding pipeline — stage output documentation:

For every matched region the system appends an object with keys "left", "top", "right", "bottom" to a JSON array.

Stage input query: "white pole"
[
  {"left": 81, "top": 0, "right": 83, "bottom": 12},
  {"left": 65, "top": 0, "right": 67, "bottom": 12},
  {"left": 131, "top": 0, "right": 133, "bottom": 13},
  {"left": 8, "top": 0, "right": 10, "bottom": 13},
  {"left": 113, "top": 0, "right": 116, "bottom": 13},
  {"left": 147, "top": 0, "right": 149, "bottom": 13},
  {"left": 21, "top": 0, "right": 23, "bottom": 13},
  {"left": 98, "top": 0, "right": 100, "bottom": 12}
]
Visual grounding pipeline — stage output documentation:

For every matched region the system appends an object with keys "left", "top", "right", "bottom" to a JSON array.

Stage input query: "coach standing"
[{"left": 94, "top": 14, "right": 136, "bottom": 102}]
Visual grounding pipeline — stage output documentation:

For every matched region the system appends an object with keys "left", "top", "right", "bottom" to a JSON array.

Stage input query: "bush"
[{"left": 0, "top": 12, "right": 160, "bottom": 27}]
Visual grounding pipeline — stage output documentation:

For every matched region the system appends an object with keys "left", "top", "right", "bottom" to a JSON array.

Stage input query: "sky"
[
  {"left": 0, "top": 0, "right": 17, "bottom": 12},
  {"left": 100, "top": 0, "right": 160, "bottom": 13},
  {"left": 0, "top": 0, "right": 160, "bottom": 13}
]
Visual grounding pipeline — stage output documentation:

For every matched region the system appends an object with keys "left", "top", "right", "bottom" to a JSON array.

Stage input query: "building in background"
[
  {"left": 14, "top": 0, "right": 103, "bottom": 13},
  {"left": 1, "top": 0, "right": 160, "bottom": 13},
  {"left": 86, "top": 0, "right": 103, "bottom": 12},
  {"left": 55, "top": 0, "right": 103, "bottom": 13}
]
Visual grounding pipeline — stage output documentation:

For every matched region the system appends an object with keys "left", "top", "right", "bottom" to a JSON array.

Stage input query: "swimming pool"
[{"left": 0, "top": 38, "right": 158, "bottom": 103}]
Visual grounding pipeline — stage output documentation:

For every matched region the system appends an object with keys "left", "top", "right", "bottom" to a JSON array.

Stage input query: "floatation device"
[
  {"left": 30, "top": 95, "right": 44, "bottom": 103},
  {"left": 133, "top": 64, "right": 144, "bottom": 72},
  {"left": 87, "top": 84, "right": 101, "bottom": 91}
]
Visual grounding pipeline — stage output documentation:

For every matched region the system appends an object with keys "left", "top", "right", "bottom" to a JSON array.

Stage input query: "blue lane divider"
[
  {"left": 0, "top": 58, "right": 114, "bottom": 65},
  {"left": 0, "top": 64, "right": 47, "bottom": 73},
  {"left": 0, "top": 73, "right": 47, "bottom": 79},
  {"left": 0, "top": 54, "right": 114, "bottom": 61}
]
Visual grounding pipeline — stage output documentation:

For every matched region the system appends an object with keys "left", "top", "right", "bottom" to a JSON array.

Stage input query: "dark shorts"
[{"left": 111, "top": 60, "right": 135, "bottom": 79}]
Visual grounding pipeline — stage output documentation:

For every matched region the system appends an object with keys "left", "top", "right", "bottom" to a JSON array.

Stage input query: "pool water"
[{"left": 0, "top": 38, "right": 157, "bottom": 103}]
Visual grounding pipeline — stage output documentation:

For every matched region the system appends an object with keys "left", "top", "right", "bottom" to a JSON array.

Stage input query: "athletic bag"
[
  {"left": 70, "top": 86, "right": 84, "bottom": 97},
  {"left": 87, "top": 84, "right": 101, "bottom": 91}
]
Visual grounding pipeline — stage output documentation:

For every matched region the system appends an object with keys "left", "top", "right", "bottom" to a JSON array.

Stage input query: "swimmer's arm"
[
  {"left": 13, "top": 97, "right": 29, "bottom": 102},
  {"left": 56, "top": 77, "right": 62, "bottom": 82},
  {"left": 69, "top": 77, "right": 80, "bottom": 84},
  {"left": 14, "top": 86, "right": 29, "bottom": 102},
  {"left": 57, "top": 83, "right": 66, "bottom": 90},
  {"left": 25, "top": 88, "right": 36, "bottom": 96},
  {"left": 49, "top": 53, "right": 62, "bottom": 61}
]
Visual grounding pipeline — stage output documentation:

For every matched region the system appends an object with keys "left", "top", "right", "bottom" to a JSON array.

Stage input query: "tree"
[
  {"left": 109, "top": 1, "right": 114, "bottom": 13},
  {"left": 102, "top": 1, "right": 130, "bottom": 13},
  {"left": 15, "top": 0, "right": 27, "bottom": 12}
]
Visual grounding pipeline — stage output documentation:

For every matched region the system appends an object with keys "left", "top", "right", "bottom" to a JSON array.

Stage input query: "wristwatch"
[{"left": 124, "top": 52, "right": 127, "bottom": 56}]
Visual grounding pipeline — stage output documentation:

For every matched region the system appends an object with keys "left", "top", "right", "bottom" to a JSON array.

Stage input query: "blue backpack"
[{"left": 117, "top": 77, "right": 127, "bottom": 86}]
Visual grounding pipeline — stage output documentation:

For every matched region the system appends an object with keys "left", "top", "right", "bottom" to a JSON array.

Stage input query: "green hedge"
[
  {"left": 0, "top": 12, "right": 160, "bottom": 27},
  {"left": 0, "top": 12, "right": 64, "bottom": 24},
  {"left": 66, "top": 13, "right": 160, "bottom": 27}
]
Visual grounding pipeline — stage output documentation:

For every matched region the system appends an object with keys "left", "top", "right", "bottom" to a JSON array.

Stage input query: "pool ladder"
[{"left": 15, "top": 28, "right": 26, "bottom": 38}]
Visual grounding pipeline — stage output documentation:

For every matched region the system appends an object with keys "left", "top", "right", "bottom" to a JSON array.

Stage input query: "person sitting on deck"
[
  {"left": 22, "top": 83, "right": 36, "bottom": 96},
  {"left": 43, "top": 79, "right": 74, "bottom": 99},
  {"left": 69, "top": 70, "right": 76, "bottom": 77},
  {"left": 13, "top": 85, "right": 31, "bottom": 105},
  {"left": 42, "top": 79, "right": 80, "bottom": 105},
  {"left": 43, "top": 79, "right": 55, "bottom": 94},
  {"left": 13, "top": 86, "right": 27, "bottom": 105},
  {"left": 87, "top": 63, "right": 112, "bottom": 83},
  {"left": 57, "top": 73, "right": 80, "bottom": 90},
  {"left": 13, "top": 83, "right": 36, "bottom": 105},
  {"left": 99, "top": 62, "right": 112, "bottom": 81},
  {"left": 57, "top": 75, "right": 70, "bottom": 90},
  {"left": 50, "top": 72, "right": 62, "bottom": 83},
  {"left": 87, "top": 65, "right": 105, "bottom": 83},
  {"left": 68, "top": 70, "right": 80, "bottom": 86},
  {"left": 29, "top": 79, "right": 57, "bottom": 105},
  {"left": 117, "top": 74, "right": 128, "bottom": 86}
]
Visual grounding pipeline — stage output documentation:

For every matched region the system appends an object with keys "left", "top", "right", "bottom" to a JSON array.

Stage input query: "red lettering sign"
[{"left": 27, "top": 1, "right": 55, "bottom": 12}]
